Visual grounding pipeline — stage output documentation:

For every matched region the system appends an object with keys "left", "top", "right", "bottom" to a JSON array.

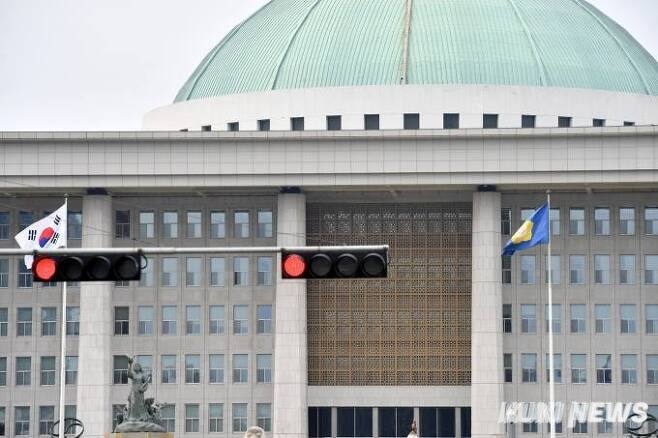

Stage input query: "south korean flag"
[{"left": 14, "top": 202, "right": 67, "bottom": 269}]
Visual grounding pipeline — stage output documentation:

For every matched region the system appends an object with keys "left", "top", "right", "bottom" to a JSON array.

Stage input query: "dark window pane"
[
  {"left": 258, "top": 119, "right": 270, "bottom": 131},
  {"left": 483, "top": 114, "right": 498, "bottom": 129},
  {"left": 437, "top": 408, "right": 455, "bottom": 437},
  {"left": 379, "top": 407, "right": 396, "bottom": 438},
  {"left": 443, "top": 113, "right": 459, "bottom": 129},
  {"left": 227, "top": 122, "right": 239, "bottom": 132},
  {"left": 327, "top": 115, "right": 342, "bottom": 131},
  {"left": 461, "top": 407, "right": 471, "bottom": 438},
  {"left": 364, "top": 114, "right": 380, "bottom": 130},
  {"left": 396, "top": 408, "right": 414, "bottom": 437},
  {"left": 201, "top": 125, "right": 211, "bottom": 131},
  {"left": 337, "top": 408, "right": 354, "bottom": 437},
  {"left": 420, "top": 408, "right": 437, "bottom": 437},
  {"left": 624, "top": 121, "right": 635, "bottom": 126},
  {"left": 593, "top": 118, "right": 605, "bottom": 127},
  {"left": 404, "top": 113, "right": 420, "bottom": 130},
  {"left": 291, "top": 117, "right": 304, "bottom": 131},
  {"left": 319, "top": 408, "right": 331, "bottom": 438},
  {"left": 355, "top": 408, "right": 372, "bottom": 437},
  {"left": 522, "top": 114, "right": 536, "bottom": 128},
  {"left": 558, "top": 116, "right": 572, "bottom": 128}
]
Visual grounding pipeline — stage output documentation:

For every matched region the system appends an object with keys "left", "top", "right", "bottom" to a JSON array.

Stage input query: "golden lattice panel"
[{"left": 307, "top": 203, "right": 472, "bottom": 386}]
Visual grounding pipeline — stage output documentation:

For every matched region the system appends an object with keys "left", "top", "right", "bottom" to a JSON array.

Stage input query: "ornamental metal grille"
[{"left": 307, "top": 203, "right": 472, "bottom": 386}]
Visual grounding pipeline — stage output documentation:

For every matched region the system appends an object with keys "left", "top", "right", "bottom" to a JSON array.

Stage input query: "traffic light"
[
  {"left": 32, "top": 254, "right": 142, "bottom": 282},
  {"left": 281, "top": 247, "right": 388, "bottom": 279}
]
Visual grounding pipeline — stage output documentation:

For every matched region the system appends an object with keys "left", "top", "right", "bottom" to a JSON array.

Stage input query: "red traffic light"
[
  {"left": 32, "top": 253, "right": 142, "bottom": 283},
  {"left": 281, "top": 247, "right": 388, "bottom": 279},
  {"left": 33, "top": 257, "right": 57, "bottom": 282},
  {"left": 283, "top": 254, "right": 307, "bottom": 278}
]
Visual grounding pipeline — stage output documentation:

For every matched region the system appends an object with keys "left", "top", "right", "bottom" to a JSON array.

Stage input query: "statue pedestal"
[{"left": 106, "top": 433, "right": 173, "bottom": 438}]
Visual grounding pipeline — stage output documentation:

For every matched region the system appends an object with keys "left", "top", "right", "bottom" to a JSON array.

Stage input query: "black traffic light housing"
[
  {"left": 281, "top": 247, "right": 388, "bottom": 279},
  {"left": 32, "top": 254, "right": 142, "bottom": 283}
]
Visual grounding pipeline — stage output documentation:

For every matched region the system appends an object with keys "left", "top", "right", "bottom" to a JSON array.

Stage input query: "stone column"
[
  {"left": 471, "top": 191, "right": 505, "bottom": 438},
  {"left": 273, "top": 192, "right": 307, "bottom": 438},
  {"left": 76, "top": 193, "right": 113, "bottom": 438}
]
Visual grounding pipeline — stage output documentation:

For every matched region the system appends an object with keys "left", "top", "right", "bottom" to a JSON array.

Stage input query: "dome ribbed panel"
[{"left": 408, "top": 0, "right": 542, "bottom": 87}]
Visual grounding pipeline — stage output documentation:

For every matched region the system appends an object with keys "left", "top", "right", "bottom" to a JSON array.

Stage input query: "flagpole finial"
[{"left": 546, "top": 189, "right": 551, "bottom": 195}]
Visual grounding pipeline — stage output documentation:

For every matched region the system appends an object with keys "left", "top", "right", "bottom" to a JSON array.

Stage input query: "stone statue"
[
  {"left": 407, "top": 420, "right": 418, "bottom": 438},
  {"left": 114, "top": 356, "right": 166, "bottom": 433},
  {"left": 244, "top": 426, "right": 265, "bottom": 438}
]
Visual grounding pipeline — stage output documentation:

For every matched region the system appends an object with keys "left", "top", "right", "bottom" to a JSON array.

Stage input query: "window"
[
  {"left": 114, "top": 307, "right": 129, "bottom": 336},
  {"left": 573, "top": 421, "right": 588, "bottom": 434},
  {"left": 16, "top": 357, "right": 31, "bottom": 386},
  {"left": 545, "top": 255, "right": 560, "bottom": 284},
  {"left": 596, "top": 354, "right": 612, "bottom": 383},
  {"left": 570, "top": 255, "right": 585, "bottom": 284},
  {"left": 558, "top": 116, "right": 572, "bottom": 127},
  {"left": 364, "top": 114, "right": 380, "bottom": 130},
  {"left": 646, "top": 255, "right": 658, "bottom": 284},
  {"left": 0, "top": 357, "right": 6, "bottom": 386},
  {"left": 227, "top": 122, "right": 239, "bottom": 132},
  {"left": 257, "top": 404, "right": 272, "bottom": 432},
  {"left": 257, "top": 354, "right": 272, "bottom": 383},
  {"left": 545, "top": 304, "right": 561, "bottom": 334},
  {"left": 520, "top": 208, "right": 534, "bottom": 222},
  {"left": 258, "top": 119, "right": 270, "bottom": 132},
  {"left": 521, "top": 353, "right": 537, "bottom": 383},
  {"left": 545, "top": 353, "right": 562, "bottom": 383},
  {"left": 483, "top": 114, "right": 498, "bottom": 129},
  {"left": 521, "top": 304, "right": 536, "bottom": 333},
  {"left": 17, "top": 308, "right": 32, "bottom": 336},
  {"left": 257, "top": 305, "right": 272, "bottom": 334},
  {"left": 139, "top": 257, "right": 153, "bottom": 287},
  {"left": 593, "top": 118, "right": 606, "bottom": 127},
  {"left": 595, "top": 208, "right": 610, "bottom": 235},
  {"left": 209, "top": 354, "right": 224, "bottom": 383},
  {"left": 233, "top": 257, "right": 249, "bottom": 286},
  {"left": 139, "top": 211, "right": 154, "bottom": 239},
  {"left": 257, "top": 210, "right": 273, "bottom": 238},
  {"left": 648, "top": 355, "right": 658, "bottom": 384},
  {"left": 621, "top": 304, "right": 637, "bottom": 334},
  {"left": 520, "top": 255, "right": 535, "bottom": 284},
  {"left": 113, "top": 356, "right": 129, "bottom": 384},
  {"left": 646, "top": 208, "right": 658, "bottom": 234},
  {"left": 18, "top": 211, "right": 33, "bottom": 231},
  {"left": 0, "top": 308, "right": 6, "bottom": 336},
  {"left": 378, "top": 407, "right": 414, "bottom": 438},
  {"left": 404, "top": 113, "right": 420, "bottom": 130},
  {"left": 41, "top": 307, "right": 56, "bottom": 336},
  {"left": 161, "top": 355, "right": 176, "bottom": 384},
  {"left": 136, "top": 355, "right": 152, "bottom": 380},
  {"left": 624, "top": 121, "right": 635, "bottom": 126},
  {"left": 209, "top": 257, "right": 225, "bottom": 287},
  {"left": 501, "top": 208, "right": 512, "bottom": 235},
  {"left": 209, "top": 305, "right": 225, "bottom": 335},
  {"left": 209, "top": 403, "right": 224, "bottom": 432},
  {"left": 0, "top": 212, "right": 9, "bottom": 240},
  {"left": 185, "top": 355, "right": 200, "bottom": 384},
  {"left": 138, "top": 306, "right": 153, "bottom": 336},
  {"left": 340, "top": 407, "right": 374, "bottom": 438},
  {"left": 443, "top": 113, "right": 459, "bottom": 129},
  {"left": 185, "top": 404, "right": 200, "bottom": 433},
  {"left": 522, "top": 422, "right": 538, "bottom": 433},
  {"left": 327, "top": 115, "right": 342, "bottom": 131},
  {"left": 65, "top": 356, "right": 78, "bottom": 385},
  {"left": 620, "top": 207, "right": 635, "bottom": 235},
  {"left": 232, "top": 354, "right": 248, "bottom": 383},
  {"left": 66, "top": 307, "right": 79, "bottom": 336},
  {"left": 40, "top": 356, "right": 56, "bottom": 386},
  {"left": 210, "top": 211, "right": 226, "bottom": 238},
  {"left": 548, "top": 421, "right": 563, "bottom": 434},
  {"left": 504, "top": 353, "right": 513, "bottom": 382},
  {"left": 647, "top": 304, "right": 658, "bottom": 334},
  {"left": 68, "top": 212, "right": 82, "bottom": 239},
  {"left": 594, "top": 255, "right": 610, "bottom": 284},
  {"left": 570, "top": 304, "right": 586, "bottom": 333},
  {"left": 18, "top": 263, "right": 32, "bottom": 288},
  {"left": 112, "top": 405, "right": 127, "bottom": 431},
  {"left": 115, "top": 210, "right": 130, "bottom": 239},
  {"left": 233, "top": 403, "right": 248, "bottom": 433},
  {"left": 621, "top": 354, "right": 638, "bottom": 384},
  {"left": 571, "top": 354, "right": 587, "bottom": 383},
  {"left": 163, "top": 211, "right": 178, "bottom": 239},
  {"left": 0, "top": 406, "right": 4, "bottom": 436},
  {"left": 502, "top": 256, "right": 512, "bottom": 284},
  {"left": 64, "top": 406, "right": 77, "bottom": 435},
  {"left": 550, "top": 208, "right": 560, "bottom": 235},
  {"left": 160, "top": 405, "right": 175, "bottom": 432},
  {"left": 186, "top": 306, "right": 201, "bottom": 335},
  {"left": 0, "top": 259, "right": 7, "bottom": 288},
  {"left": 187, "top": 211, "right": 202, "bottom": 238},
  {"left": 569, "top": 208, "right": 585, "bottom": 235},
  {"left": 39, "top": 406, "right": 55, "bottom": 435},
  {"left": 502, "top": 304, "right": 512, "bottom": 333},
  {"left": 161, "top": 306, "right": 177, "bottom": 335},
  {"left": 186, "top": 257, "right": 201, "bottom": 287},
  {"left": 234, "top": 211, "right": 250, "bottom": 238},
  {"left": 597, "top": 407, "right": 613, "bottom": 434},
  {"left": 257, "top": 257, "right": 273, "bottom": 286},
  {"left": 161, "top": 257, "right": 178, "bottom": 287},
  {"left": 291, "top": 117, "right": 304, "bottom": 131},
  {"left": 620, "top": 255, "right": 636, "bottom": 284},
  {"left": 233, "top": 305, "right": 248, "bottom": 335},
  {"left": 595, "top": 304, "right": 611, "bottom": 334},
  {"left": 14, "top": 407, "right": 30, "bottom": 436},
  {"left": 521, "top": 114, "right": 536, "bottom": 128},
  {"left": 202, "top": 125, "right": 212, "bottom": 131}
]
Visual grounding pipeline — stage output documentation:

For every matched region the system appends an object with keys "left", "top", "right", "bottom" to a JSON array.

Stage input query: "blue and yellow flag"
[{"left": 502, "top": 203, "right": 550, "bottom": 256}]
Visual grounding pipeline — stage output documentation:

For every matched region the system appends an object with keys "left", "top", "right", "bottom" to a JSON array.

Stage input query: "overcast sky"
[{"left": 0, "top": 0, "right": 656, "bottom": 131}]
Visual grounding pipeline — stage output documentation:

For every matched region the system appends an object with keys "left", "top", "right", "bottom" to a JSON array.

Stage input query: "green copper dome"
[{"left": 175, "top": 0, "right": 658, "bottom": 102}]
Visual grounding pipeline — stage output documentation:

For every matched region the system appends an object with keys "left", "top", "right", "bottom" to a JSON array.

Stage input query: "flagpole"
[
  {"left": 58, "top": 196, "right": 68, "bottom": 438},
  {"left": 546, "top": 190, "right": 556, "bottom": 438}
]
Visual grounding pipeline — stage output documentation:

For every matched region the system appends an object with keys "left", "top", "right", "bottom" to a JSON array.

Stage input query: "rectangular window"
[
  {"left": 257, "top": 305, "right": 272, "bottom": 334},
  {"left": 161, "top": 355, "right": 176, "bottom": 384},
  {"left": 501, "top": 256, "right": 512, "bottom": 284},
  {"left": 210, "top": 211, "right": 226, "bottom": 238},
  {"left": 16, "top": 357, "right": 31, "bottom": 386},
  {"left": 257, "top": 403, "right": 272, "bottom": 432},
  {"left": 256, "top": 354, "right": 272, "bottom": 383},
  {"left": 232, "top": 403, "right": 248, "bottom": 433},
  {"left": 258, "top": 119, "right": 270, "bottom": 131},
  {"left": 232, "top": 354, "right": 248, "bottom": 383},
  {"left": 161, "top": 257, "right": 178, "bottom": 287},
  {"left": 595, "top": 304, "right": 611, "bottom": 334},
  {"left": 620, "top": 207, "right": 635, "bottom": 235},
  {"left": 646, "top": 207, "right": 658, "bottom": 234},
  {"left": 17, "top": 308, "right": 32, "bottom": 336},
  {"left": 0, "top": 308, "right": 6, "bottom": 337},
  {"left": 209, "top": 403, "right": 224, "bottom": 432},
  {"left": 624, "top": 121, "right": 636, "bottom": 126},
  {"left": 139, "top": 211, "right": 154, "bottom": 239},
  {"left": 138, "top": 306, "right": 153, "bottom": 336},
  {"left": 185, "top": 404, "right": 200, "bottom": 433},
  {"left": 0, "top": 212, "right": 9, "bottom": 240},
  {"left": 227, "top": 122, "right": 239, "bottom": 132},
  {"left": 504, "top": 353, "right": 513, "bottom": 382},
  {"left": 138, "top": 256, "right": 154, "bottom": 287},
  {"left": 521, "top": 304, "right": 536, "bottom": 333},
  {"left": 593, "top": 118, "right": 606, "bottom": 127},
  {"left": 545, "top": 353, "right": 562, "bottom": 383},
  {"left": 501, "top": 208, "right": 512, "bottom": 235},
  {"left": 186, "top": 305, "right": 201, "bottom": 335},
  {"left": 0, "top": 259, "right": 7, "bottom": 288},
  {"left": 404, "top": 113, "right": 420, "bottom": 130},
  {"left": 202, "top": 125, "right": 212, "bottom": 131},
  {"left": 185, "top": 355, "right": 200, "bottom": 384},
  {"left": 620, "top": 255, "right": 636, "bottom": 284},
  {"left": 18, "top": 263, "right": 32, "bottom": 288},
  {"left": 597, "top": 407, "right": 613, "bottom": 434},
  {"left": 570, "top": 255, "right": 585, "bottom": 284},
  {"left": 186, "top": 211, "right": 202, "bottom": 238},
  {"left": 163, "top": 211, "right": 178, "bottom": 239},
  {"left": 648, "top": 355, "right": 658, "bottom": 384},
  {"left": 115, "top": 210, "right": 130, "bottom": 239},
  {"left": 621, "top": 354, "right": 638, "bottom": 384},
  {"left": 209, "top": 305, "right": 225, "bottom": 335},
  {"left": 443, "top": 113, "right": 459, "bottom": 129},
  {"left": 570, "top": 304, "right": 586, "bottom": 333},
  {"left": 647, "top": 304, "right": 658, "bottom": 334},
  {"left": 113, "top": 356, "right": 129, "bottom": 384},
  {"left": 210, "top": 257, "right": 225, "bottom": 287},
  {"left": 233, "top": 257, "right": 249, "bottom": 286},
  {"left": 521, "top": 353, "right": 537, "bottom": 383},
  {"left": 550, "top": 208, "right": 560, "bottom": 235},
  {"left": 234, "top": 211, "right": 250, "bottom": 238},
  {"left": 521, "top": 208, "right": 534, "bottom": 222},
  {"left": 595, "top": 207, "right": 610, "bottom": 235},
  {"left": 545, "top": 304, "right": 561, "bottom": 334},
  {"left": 0, "top": 357, "right": 6, "bottom": 386},
  {"left": 620, "top": 304, "right": 637, "bottom": 334},
  {"left": 233, "top": 305, "right": 248, "bottom": 335},
  {"left": 522, "top": 422, "right": 538, "bottom": 433},
  {"left": 569, "top": 208, "right": 585, "bottom": 235},
  {"left": 594, "top": 255, "right": 610, "bottom": 284},
  {"left": 161, "top": 306, "right": 177, "bottom": 335},
  {"left": 66, "top": 307, "right": 79, "bottom": 336},
  {"left": 112, "top": 405, "right": 126, "bottom": 431},
  {"left": 18, "top": 211, "right": 33, "bottom": 231},
  {"left": 68, "top": 212, "right": 82, "bottom": 240},
  {"left": 545, "top": 255, "right": 560, "bottom": 284},
  {"left": 646, "top": 255, "right": 658, "bottom": 284},
  {"left": 40, "top": 356, "right": 56, "bottom": 386},
  {"left": 327, "top": 115, "right": 342, "bottom": 131},
  {"left": 64, "top": 406, "right": 77, "bottom": 434},
  {"left": 364, "top": 114, "right": 380, "bottom": 130},
  {"left": 257, "top": 256, "right": 273, "bottom": 286},
  {"left": 160, "top": 404, "right": 175, "bottom": 432},
  {"left": 573, "top": 421, "right": 587, "bottom": 434},
  {"left": 41, "top": 307, "right": 56, "bottom": 336},
  {"left": 186, "top": 257, "right": 201, "bottom": 287},
  {"left": 571, "top": 354, "right": 587, "bottom": 384},
  {"left": 558, "top": 116, "right": 572, "bottom": 127},
  {"left": 483, "top": 113, "right": 498, "bottom": 129},
  {"left": 257, "top": 210, "right": 273, "bottom": 238},
  {"left": 65, "top": 356, "right": 78, "bottom": 385},
  {"left": 209, "top": 354, "right": 224, "bottom": 384},
  {"left": 0, "top": 406, "right": 4, "bottom": 436},
  {"left": 521, "top": 114, "right": 536, "bottom": 128},
  {"left": 15, "top": 407, "right": 30, "bottom": 436},
  {"left": 520, "top": 255, "right": 535, "bottom": 284},
  {"left": 114, "top": 307, "right": 129, "bottom": 336},
  {"left": 596, "top": 354, "right": 612, "bottom": 383},
  {"left": 136, "top": 355, "right": 152, "bottom": 380},
  {"left": 502, "top": 304, "right": 512, "bottom": 334},
  {"left": 291, "top": 117, "right": 304, "bottom": 131}
]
